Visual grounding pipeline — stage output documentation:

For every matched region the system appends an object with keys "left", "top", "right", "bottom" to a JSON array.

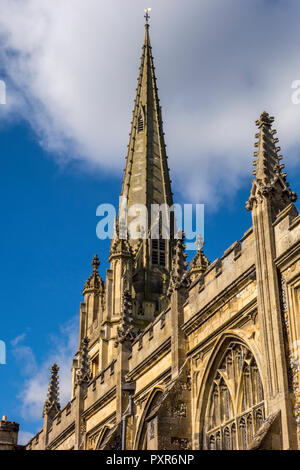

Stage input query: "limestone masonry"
[{"left": 2, "top": 23, "right": 300, "bottom": 450}]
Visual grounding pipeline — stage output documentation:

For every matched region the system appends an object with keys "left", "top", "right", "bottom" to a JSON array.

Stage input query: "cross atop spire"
[
  {"left": 246, "top": 111, "right": 297, "bottom": 214},
  {"left": 144, "top": 8, "right": 151, "bottom": 25}
]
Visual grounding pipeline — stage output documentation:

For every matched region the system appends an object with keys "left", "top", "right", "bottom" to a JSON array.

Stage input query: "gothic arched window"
[
  {"left": 204, "top": 340, "right": 265, "bottom": 450},
  {"left": 137, "top": 390, "right": 163, "bottom": 450}
]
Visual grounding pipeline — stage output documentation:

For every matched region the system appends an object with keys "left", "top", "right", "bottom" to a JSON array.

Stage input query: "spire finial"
[
  {"left": 144, "top": 7, "right": 151, "bottom": 25},
  {"left": 189, "top": 238, "right": 210, "bottom": 282},
  {"left": 92, "top": 254, "right": 100, "bottom": 272}
]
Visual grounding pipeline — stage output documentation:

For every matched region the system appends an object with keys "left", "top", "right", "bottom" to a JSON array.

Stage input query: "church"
[{"left": 1, "top": 19, "right": 300, "bottom": 451}]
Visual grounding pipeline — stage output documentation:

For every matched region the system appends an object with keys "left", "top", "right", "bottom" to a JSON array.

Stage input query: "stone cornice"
[
  {"left": 47, "top": 422, "right": 75, "bottom": 450},
  {"left": 187, "top": 298, "right": 257, "bottom": 359},
  {"left": 83, "top": 387, "right": 116, "bottom": 419},
  {"left": 275, "top": 240, "right": 300, "bottom": 271},
  {"left": 126, "top": 338, "right": 171, "bottom": 382}
]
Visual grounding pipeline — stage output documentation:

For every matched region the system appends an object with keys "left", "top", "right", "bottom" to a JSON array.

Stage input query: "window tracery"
[{"left": 204, "top": 341, "right": 265, "bottom": 450}]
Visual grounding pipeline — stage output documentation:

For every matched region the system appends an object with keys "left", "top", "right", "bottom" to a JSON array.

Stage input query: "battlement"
[
  {"left": 26, "top": 430, "right": 44, "bottom": 450},
  {"left": 184, "top": 226, "right": 256, "bottom": 332},
  {"left": 130, "top": 308, "right": 171, "bottom": 363},
  {"left": 85, "top": 360, "right": 117, "bottom": 410},
  {"left": 47, "top": 398, "right": 76, "bottom": 446},
  {"left": 26, "top": 399, "right": 76, "bottom": 450},
  {"left": 0, "top": 416, "right": 20, "bottom": 450}
]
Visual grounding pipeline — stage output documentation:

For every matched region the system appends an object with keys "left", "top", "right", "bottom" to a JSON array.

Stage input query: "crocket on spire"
[
  {"left": 168, "top": 232, "right": 190, "bottom": 295},
  {"left": 76, "top": 337, "right": 91, "bottom": 386},
  {"left": 43, "top": 363, "right": 60, "bottom": 417}
]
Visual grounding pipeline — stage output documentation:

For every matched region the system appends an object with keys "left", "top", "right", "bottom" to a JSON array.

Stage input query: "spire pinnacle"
[
  {"left": 115, "top": 290, "right": 136, "bottom": 346},
  {"left": 189, "top": 240, "right": 210, "bottom": 282},
  {"left": 43, "top": 363, "right": 60, "bottom": 417},
  {"left": 109, "top": 221, "right": 133, "bottom": 261},
  {"left": 246, "top": 111, "right": 297, "bottom": 213},
  {"left": 168, "top": 233, "right": 190, "bottom": 294},
  {"left": 83, "top": 254, "right": 104, "bottom": 294}
]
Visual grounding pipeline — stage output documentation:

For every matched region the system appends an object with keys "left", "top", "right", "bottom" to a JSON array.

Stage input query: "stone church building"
[{"left": 2, "top": 22, "right": 300, "bottom": 451}]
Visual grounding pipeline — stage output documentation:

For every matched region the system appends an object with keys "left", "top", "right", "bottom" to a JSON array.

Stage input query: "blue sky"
[{"left": 0, "top": 0, "right": 300, "bottom": 444}]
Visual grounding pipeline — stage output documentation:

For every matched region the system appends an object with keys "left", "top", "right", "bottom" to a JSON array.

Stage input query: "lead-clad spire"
[{"left": 246, "top": 111, "right": 297, "bottom": 213}]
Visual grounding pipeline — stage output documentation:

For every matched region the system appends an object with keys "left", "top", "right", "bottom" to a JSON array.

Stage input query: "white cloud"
[
  {"left": 0, "top": 0, "right": 300, "bottom": 205},
  {"left": 11, "top": 333, "right": 27, "bottom": 347},
  {"left": 18, "top": 430, "right": 35, "bottom": 446},
  {"left": 12, "top": 318, "right": 78, "bottom": 422},
  {"left": 12, "top": 344, "right": 38, "bottom": 377}
]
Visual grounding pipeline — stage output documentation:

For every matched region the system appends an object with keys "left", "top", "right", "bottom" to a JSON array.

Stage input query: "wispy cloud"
[
  {"left": 0, "top": 0, "right": 299, "bottom": 205},
  {"left": 18, "top": 430, "right": 35, "bottom": 446},
  {"left": 12, "top": 344, "right": 38, "bottom": 377},
  {"left": 12, "top": 318, "right": 78, "bottom": 422},
  {"left": 11, "top": 333, "right": 27, "bottom": 347}
]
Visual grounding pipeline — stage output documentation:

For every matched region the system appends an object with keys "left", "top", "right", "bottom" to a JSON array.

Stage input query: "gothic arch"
[
  {"left": 134, "top": 387, "right": 164, "bottom": 450},
  {"left": 94, "top": 425, "right": 111, "bottom": 450},
  {"left": 194, "top": 331, "right": 265, "bottom": 450}
]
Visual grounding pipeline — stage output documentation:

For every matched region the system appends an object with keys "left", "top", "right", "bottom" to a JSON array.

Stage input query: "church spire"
[
  {"left": 246, "top": 111, "right": 297, "bottom": 214},
  {"left": 120, "top": 21, "right": 173, "bottom": 223},
  {"left": 113, "top": 19, "right": 175, "bottom": 315}
]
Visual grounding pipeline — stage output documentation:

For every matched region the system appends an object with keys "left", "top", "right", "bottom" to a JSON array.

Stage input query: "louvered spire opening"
[
  {"left": 151, "top": 238, "right": 166, "bottom": 267},
  {"left": 138, "top": 110, "right": 144, "bottom": 133}
]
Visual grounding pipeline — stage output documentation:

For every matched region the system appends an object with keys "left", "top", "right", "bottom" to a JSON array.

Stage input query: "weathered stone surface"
[{"left": 6, "top": 25, "right": 299, "bottom": 452}]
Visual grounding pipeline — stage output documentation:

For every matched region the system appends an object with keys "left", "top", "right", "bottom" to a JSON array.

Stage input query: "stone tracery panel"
[{"left": 204, "top": 340, "right": 264, "bottom": 450}]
